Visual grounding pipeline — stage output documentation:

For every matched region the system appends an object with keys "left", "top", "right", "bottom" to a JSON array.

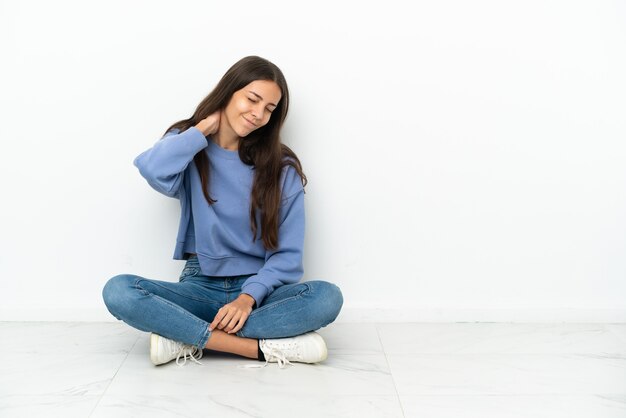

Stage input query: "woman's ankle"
[{"left": 205, "top": 329, "right": 258, "bottom": 359}]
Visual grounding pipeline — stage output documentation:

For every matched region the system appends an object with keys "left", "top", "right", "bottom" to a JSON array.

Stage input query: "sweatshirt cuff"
[
  {"left": 184, "top": 126, "right": 209, "bottom": 145},
  {"left": 240, "top": 281, "right": 268, "bottom": 308}
]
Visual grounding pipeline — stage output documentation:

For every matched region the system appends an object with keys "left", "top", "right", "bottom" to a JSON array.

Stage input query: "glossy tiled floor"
[{"left": 0, "top": 322, "right": 625, "bottom": 417}]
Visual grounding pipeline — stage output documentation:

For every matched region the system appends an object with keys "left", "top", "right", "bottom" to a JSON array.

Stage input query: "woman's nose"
[{"left": 251, "top": 106, "right": 264, "bottom": 120}]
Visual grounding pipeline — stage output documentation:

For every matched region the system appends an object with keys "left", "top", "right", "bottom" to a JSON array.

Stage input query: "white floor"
[{"left": 0, "top": 322, "right": 625, "bottom": 417}]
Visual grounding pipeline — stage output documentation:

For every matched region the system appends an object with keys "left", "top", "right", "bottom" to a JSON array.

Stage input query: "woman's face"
[{"left": 222, "top": 80, "right": 282, "bottom": 138}]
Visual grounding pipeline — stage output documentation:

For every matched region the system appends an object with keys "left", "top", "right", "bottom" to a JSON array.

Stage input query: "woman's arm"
[
  {"left": 133, "top": 127, "right": 208, "bottom": 198},
  {"left": 241, "top": 170, "right": 306, "bottom": 306},
  {"left": 133, "top": 111, "right": 219, "bottom": 198}
]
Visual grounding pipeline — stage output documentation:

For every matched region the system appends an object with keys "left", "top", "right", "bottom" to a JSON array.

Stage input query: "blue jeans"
[{"left": 102, "top": 255, "right": 343, "bottom": 350}]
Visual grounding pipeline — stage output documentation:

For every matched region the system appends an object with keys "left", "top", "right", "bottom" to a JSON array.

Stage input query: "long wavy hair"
[{"left": 163, "top": 56, "right": 307, "bottom": 251}]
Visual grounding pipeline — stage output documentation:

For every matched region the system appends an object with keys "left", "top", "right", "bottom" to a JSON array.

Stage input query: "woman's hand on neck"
[{"left": 194, "top": 111, "right": 221, "bottom": 136}]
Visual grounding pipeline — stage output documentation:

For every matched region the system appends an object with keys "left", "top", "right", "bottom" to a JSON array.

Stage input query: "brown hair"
[{"left": 164, "top": 56, "right": 307, "bottom": 251}]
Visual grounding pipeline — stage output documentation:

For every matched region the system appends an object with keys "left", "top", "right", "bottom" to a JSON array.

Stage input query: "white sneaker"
[
  {"left": 253, "top": 332, "right": 328, "bottom": 369},
  {"left": 150, "top": 333, "right": 204, "bottom": 366}
]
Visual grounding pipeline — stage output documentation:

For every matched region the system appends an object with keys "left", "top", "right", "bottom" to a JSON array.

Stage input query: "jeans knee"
[
  {"left": 328, "top": 283, "right": 343, "bottom": 320},
  {"left": 102, "top": 274, "right": 135, "bottom": 318},
  {"left": 313, "top": 281, "right": 343, "bottom": 323}
]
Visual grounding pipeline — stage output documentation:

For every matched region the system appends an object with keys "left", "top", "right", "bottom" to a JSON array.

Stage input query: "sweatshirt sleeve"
[
  {"left": 133, "top": 127, "right": 208, "bottom": 198},
  {"left": 240, "top": 166, "right": 305, "bottom": 307}
]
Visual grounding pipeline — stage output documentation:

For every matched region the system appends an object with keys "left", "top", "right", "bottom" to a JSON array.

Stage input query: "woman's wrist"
[
  {"left": 194, "top": 122, "right": 209, "bottom": 136},
  {"left": 239, "top": 293, "right": 256, "bottom": 308}
]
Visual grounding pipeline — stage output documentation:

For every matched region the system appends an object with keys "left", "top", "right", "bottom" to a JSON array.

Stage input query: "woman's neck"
[{"left": 213, "top": 123, "right": 240, "bottom": 151}]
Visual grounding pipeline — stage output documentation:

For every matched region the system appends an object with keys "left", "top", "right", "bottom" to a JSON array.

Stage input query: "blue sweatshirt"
[{"left": 133, "top": 126, "right": 305, "bottom": 307}]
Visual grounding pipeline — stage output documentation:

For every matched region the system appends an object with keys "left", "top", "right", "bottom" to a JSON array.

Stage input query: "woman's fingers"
[
  {"left": 210, "top": 302, "right": 251, "bottom": 333},
  {"left": 217, "top": 309, "right": 236, "bottom": 330},
  {"left": 208, "top": 311, "right": 221, "bottom": 331},
  {"left": 229, "top": 314, "right": 248, "bottom": 334},
  {"left": 224, "top": 314, "right": 241, "bottom": 333},
  {"left": 209, "top": 306, "right": 230, "bottom": 331}
]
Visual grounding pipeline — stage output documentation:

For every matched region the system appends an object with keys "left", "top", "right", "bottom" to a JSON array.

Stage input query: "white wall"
[{"left": 1, "top": 0, "right": 625, "bottom": 322}]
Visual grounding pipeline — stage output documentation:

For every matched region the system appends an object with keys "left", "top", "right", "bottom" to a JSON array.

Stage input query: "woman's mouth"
[{"left": 243, "top": 117, "right": 257, "bottom": 129}]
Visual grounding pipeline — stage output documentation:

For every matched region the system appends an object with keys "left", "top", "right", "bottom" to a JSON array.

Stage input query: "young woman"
[{"left": 102, "top": 56, "right": 343, "bottom": 368}]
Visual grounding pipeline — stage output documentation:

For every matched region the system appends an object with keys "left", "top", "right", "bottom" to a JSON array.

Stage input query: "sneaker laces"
[
  {"left": 263, "top": 345, "right": 293, "bottom": 368},
  {"left": 175, "top": 344, "right": 204, "bottom": 366},
  {"left": 237, "top": 340, "right": 296, "bottom": 369}
]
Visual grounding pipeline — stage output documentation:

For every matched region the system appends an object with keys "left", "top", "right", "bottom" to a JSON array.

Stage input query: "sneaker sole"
[
  {"left": 150, "top": 333, "right": 164, "bottom": 365},
  {"left": 306, "top": 332, "right": 328, "bottom": 363}
]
